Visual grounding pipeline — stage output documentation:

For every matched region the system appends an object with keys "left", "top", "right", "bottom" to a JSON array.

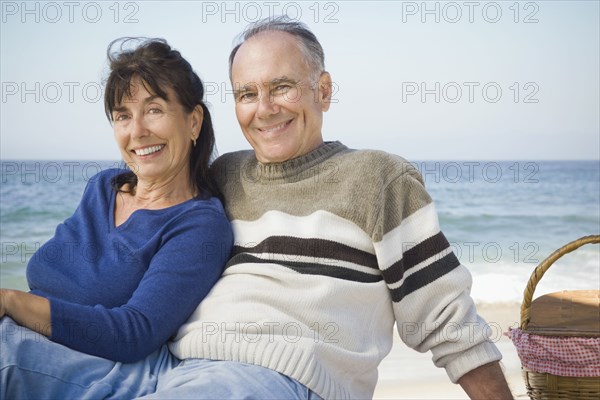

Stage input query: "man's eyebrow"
[
  {"left": 233, "top": 83, "right": 257, "bottom": 95},
  {"left": 270, "top": 77, "right": 298, "bottom": 85}
]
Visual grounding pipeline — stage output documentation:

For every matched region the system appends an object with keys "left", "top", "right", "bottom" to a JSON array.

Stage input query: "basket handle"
[{"left": 520, "top": 234, "right": 600, "bottom": 330}]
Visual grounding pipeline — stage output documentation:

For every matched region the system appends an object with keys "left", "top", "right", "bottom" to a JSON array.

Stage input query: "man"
[{"left": 159, "top": 16, "right": 514, "bottom": 399}]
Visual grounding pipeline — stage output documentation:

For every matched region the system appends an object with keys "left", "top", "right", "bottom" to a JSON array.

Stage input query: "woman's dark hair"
[{"left": 104, "top": 37, "right": 218, "bottom": 199}]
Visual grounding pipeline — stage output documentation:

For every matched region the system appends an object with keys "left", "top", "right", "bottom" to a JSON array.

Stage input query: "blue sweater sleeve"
[{"left": 48, "top": 207, "right": 232, "bottom": 362}]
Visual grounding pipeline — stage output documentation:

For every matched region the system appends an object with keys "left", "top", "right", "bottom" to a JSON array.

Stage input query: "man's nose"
[{"left": 256, "top": 90, "right": 280, "bottom": 118}]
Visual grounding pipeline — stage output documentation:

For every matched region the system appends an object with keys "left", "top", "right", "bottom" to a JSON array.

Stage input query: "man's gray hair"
[{"left": 228, "top": 15, "right": 326, "bottom": 85}]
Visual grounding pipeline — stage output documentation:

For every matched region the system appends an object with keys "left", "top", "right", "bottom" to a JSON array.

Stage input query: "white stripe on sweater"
[
  {"left": 232, "top": 210, "right": 374, "bottom": 253},
  {"left": 373, "top": 203, "right": 441, "bottom": 268}
]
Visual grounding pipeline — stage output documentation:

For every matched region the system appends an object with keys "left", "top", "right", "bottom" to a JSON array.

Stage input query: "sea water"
[{"left": 1, "top": 160, "right": 598, "bottom": 303}]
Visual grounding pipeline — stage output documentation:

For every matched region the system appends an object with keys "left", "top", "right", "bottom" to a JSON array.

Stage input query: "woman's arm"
[
  {"left": 48, "top": 208, "right": 232, "bottom": 362},
  {"left": 0, "top": 289, "right": 52, "bottom": 336}
]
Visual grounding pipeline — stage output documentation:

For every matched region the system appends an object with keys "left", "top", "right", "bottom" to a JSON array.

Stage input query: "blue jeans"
[
  {"left": 138, "top": 358, "right": 324, "bottom": 399},
  {"left": 0, "top": 317, "right": 177, "bottom": 399},
  {"left": 1, "top": 317, "right": 323, "bottom": 399}
]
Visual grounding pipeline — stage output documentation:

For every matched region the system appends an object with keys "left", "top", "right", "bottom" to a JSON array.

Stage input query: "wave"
[
  {"left": 1, "top": 206, "right": 70, "bottom": 224},
  {"left": 467, "top": 254, "right": 600, "bottom": 303}
]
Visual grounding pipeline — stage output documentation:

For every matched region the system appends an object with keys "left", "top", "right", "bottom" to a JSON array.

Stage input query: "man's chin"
[{"left": 254, "top": 145, "right": 294, "bottom": 164}]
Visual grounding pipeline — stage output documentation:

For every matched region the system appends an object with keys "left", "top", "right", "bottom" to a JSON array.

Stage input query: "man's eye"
[
  {"left": 148, "top": 108, "right": 163, "bottom": 114},
  {"left": 239, "top": 93, "right": 257, "bottom": 102},
  {"left": 114, "top": 114, "right": 129, "bottom": 121},
  {"left": 274, "top": 85, "right": 291, "bottom": 92}
]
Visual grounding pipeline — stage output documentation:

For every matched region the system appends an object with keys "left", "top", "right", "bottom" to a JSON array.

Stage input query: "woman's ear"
[{"left": 191, "top": 104, "right": 204, "bottom": 140}]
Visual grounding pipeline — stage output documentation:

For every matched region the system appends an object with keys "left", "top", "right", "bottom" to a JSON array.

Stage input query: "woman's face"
[{"left": 111, "top": 77, "right": 202, "bottom": 186}]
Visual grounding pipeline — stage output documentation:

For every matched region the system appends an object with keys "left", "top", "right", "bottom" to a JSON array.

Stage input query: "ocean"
[{"left": 1, "top": 160, "right": 599, "bottom": 303}]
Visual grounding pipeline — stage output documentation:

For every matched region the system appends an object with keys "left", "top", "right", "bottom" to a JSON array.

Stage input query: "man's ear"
[{"left": 318, "top": 72, "right": 333, "bottom": 112}]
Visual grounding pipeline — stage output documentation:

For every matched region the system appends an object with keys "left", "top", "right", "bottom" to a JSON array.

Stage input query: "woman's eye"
[
  {"left": 148, "top": 108, "right": 162, "bottom": 114},
  {"left": 114, "top": 114, "right": 129, "bottom": 121}
]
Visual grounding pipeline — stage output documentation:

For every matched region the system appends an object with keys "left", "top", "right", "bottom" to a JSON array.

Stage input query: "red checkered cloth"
[{"left": 508, "top": 328, "right": 600, "bottom": 377}]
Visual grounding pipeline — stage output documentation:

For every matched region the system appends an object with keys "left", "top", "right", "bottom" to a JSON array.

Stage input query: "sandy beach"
[{"left": 373, "top": 302, "right": 528, "bottom": 399}]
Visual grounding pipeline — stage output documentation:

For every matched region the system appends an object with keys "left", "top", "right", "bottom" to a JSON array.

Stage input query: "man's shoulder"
[
  {"left": 336, "top": 147, "right": 419, "bottom": 180},
  {"left": 213, "top": 149, "right": 255, "bottom": 166},
  {"left": 211, "top": 150, "right": 254, "bottom": 174},
  {"left": 343, "top": 147, "right": 412, "bottom": 165},
  {"left": 209, "top": 150, "right": 256, "bottom": 188}
]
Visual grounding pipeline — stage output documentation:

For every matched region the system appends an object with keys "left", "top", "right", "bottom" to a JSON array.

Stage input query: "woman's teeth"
[{"left": 134, "top": 145, "right": 164, "bottom": 156}]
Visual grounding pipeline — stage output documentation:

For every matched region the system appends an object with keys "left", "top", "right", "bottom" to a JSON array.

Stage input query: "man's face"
[{"left": 231, "top": 31, "right": 331, "bottom": 164}]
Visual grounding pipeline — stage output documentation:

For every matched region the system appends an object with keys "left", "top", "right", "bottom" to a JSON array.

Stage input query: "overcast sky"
[{"left": 1, "top": 1, "right": 599, "bottom": 160}]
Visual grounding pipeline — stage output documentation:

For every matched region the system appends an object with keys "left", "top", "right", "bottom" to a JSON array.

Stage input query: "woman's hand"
[
  {"left": 0, "top": 289, "right": 52, "bottom": 336},
  {"left": 0, "top": 289, "right": 8, "bottom": 318}
]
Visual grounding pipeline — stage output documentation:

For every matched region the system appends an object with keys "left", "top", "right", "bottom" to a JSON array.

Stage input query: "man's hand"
[{"left": 458, "top": 361, "right": 514, "bottom": 400}]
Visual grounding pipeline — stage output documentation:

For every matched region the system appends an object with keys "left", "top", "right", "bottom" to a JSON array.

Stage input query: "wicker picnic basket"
[{"left": 510, "top": 235, "right": 600, "bottom": 400}]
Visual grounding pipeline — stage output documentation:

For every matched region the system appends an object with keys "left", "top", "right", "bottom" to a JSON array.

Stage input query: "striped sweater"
[{"left": 169, "top": 141, "right": 502, "bottom": 399}]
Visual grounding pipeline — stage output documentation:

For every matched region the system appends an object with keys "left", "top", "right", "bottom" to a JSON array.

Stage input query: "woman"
[{"left": 0, "top": 38, "right": 233, "bottom": 399}]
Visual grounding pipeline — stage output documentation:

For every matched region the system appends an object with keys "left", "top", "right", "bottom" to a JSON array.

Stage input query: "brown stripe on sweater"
[
  {"left": 381, "top": 232, "right": 452, "bottom": 284},
  {"left": 388, "top": 252, "right": 461, "bottom": 302},
  {"left": 232, "top": 236, "right": 379, "bottom": 269},
  {"left": 226, "top": 253, "right": 383, "bottom": 283}
]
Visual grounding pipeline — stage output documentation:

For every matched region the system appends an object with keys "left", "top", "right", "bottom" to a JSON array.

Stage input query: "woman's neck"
[{"left": 129, "top": 175, "right": 196, "bottom": 208}]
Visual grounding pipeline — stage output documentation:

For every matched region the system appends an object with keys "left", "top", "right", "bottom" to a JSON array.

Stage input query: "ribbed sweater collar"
[{"left": 250, "top": 141, "right": 347, "bottom": 182}]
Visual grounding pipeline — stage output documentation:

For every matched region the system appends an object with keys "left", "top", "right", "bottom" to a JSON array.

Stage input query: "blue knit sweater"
[{"left": 27, "top": 168, "right": 233, "bottom": 362}]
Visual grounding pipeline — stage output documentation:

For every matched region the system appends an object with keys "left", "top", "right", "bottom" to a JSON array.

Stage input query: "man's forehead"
[
  {"left": 233, "top": 31, "right": 302, "bottom": 63},
  {"left": 234, "top": 76, "right": 298, "bottom": 90},
  {"left": 231, "top": 32, "right": 306, "bottom": 85},
  {"left": 241, "top": 30, "right": 299, "bottom": 49}
]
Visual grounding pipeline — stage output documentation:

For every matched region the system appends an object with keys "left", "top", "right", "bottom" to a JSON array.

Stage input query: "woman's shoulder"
[
  {"left": 85, "top": 167, "right": 129, "bottom": 189},
  {"left": 156, "top": 195, "right": 228, "bottom": 224},
  {"left": 163, "top": 196, "right": 232, "bottom": 239},
  {"left": 187, "top": 196, "right": 228, "bottom": 218}
]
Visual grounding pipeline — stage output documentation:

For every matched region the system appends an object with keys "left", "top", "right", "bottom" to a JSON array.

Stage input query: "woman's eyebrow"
[{"left": 115, "top": 94, "right": 163, "bottom": 109}]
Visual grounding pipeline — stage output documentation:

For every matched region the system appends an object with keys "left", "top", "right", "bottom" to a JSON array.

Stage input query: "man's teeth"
[
  {"left": 135, "top": 145, "right": 164, "bottom": 156},
  {"left": 261, "top": 122, "right": 287, "bottom": 132}
]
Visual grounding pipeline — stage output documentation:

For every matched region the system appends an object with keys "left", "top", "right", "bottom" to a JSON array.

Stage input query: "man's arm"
[{"left": 458, "top": 361, "right": 514, "bottom": 400}]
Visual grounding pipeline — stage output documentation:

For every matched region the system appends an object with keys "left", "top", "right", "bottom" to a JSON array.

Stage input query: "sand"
[{"left": 373, "top": 302, "right": 529, "bottom": 399}]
